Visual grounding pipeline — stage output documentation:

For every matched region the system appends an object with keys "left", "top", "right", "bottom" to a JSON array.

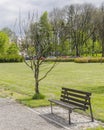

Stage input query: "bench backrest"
[{"left": 60, "top": 87, "right": 91, "bottom": 110}]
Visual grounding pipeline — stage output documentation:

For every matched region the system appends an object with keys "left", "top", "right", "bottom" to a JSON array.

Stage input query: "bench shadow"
[
  {"left": 39, "top": 112, "right": 92, "bottom": 128},
  {"left": 40, "top": 113, "right": 70, "bottom": 128}
]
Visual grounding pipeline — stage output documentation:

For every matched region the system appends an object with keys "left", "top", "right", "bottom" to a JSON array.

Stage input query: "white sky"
[{"left": 0, "top": 0, "right": 104, "bottom": 29}]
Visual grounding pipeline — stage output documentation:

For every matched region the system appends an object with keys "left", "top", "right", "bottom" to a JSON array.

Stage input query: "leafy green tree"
[
  {"left": 0, "top": 31, "right": 9, "bottom": 55},
  {"left": 39, "top": 11, "right": 53, "bottom": 56},
  {"left": 7, "top": 43, "right": 19, "bottom": 55},
  {"left": 1, "top": 27, "right": 17, "bottom": 43},
  {"left": 66, "top": 4, "right": 96, "bottom": 57},
  {"left": 97, "top": 3, "right": 104, "bottom": 57},
  {"left": 49, "top": 8, "right": 68, "bottom": 56},
  {"left": 40, "top": 11, "right": 51, "bottom": 31},
  {"left": 2, "top": 27, "right": 13, "bottom": 37},
  {"left": 58, "top": 40, "right": 70, "bottom": 55}
]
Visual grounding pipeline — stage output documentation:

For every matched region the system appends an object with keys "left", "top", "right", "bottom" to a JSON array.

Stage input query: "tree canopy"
[
  {"left": 0, "top": 30, "right": 19, "bottom": 56},
  {"left": 0, "top": 31, "right": 9, "bottom": 55}
]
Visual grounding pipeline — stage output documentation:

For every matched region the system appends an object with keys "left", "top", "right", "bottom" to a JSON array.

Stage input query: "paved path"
[
  {"left": 0, "top": 98, "right": 65, "bottom": 130},
  {"left": 0, "top": 98, "right": 103, "bottom": 130}
]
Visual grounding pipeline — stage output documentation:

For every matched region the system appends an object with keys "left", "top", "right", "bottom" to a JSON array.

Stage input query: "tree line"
[
  {"left": 19, "top": 3, "right": 104, "bottom": 58},
  {"left": 1, "top": 3, "right": 104, "bottom": 58},
  {"left": 48, "top": 3, "right": 104, "bottom": 57}
]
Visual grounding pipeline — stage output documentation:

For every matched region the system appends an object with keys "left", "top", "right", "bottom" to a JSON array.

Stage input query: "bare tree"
[{"left": 17, "top": 12, "right": 57, "bottom": 98}]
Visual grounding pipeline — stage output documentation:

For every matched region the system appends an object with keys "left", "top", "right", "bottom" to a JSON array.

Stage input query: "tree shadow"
[{"left": 86, "top": 86, "right": 104, "bottom": 94}]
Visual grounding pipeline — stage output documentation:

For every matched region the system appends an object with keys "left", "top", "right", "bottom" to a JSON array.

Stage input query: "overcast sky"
[{"left": 0, "top": 0, "right": 104, "bottom": 30}]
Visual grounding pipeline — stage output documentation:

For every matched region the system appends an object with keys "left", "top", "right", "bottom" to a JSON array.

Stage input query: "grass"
[
  {"left": 0, "top": 62, "right": 104, "bottom": 123},
  {"left": 87, "top": 126, "right": 104, "bottom": 130}
]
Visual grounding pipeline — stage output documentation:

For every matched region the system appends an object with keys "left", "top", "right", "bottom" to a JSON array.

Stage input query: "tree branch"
[
  {"left": 39, "top": 62, "right": 57, "bottom": 82},
  {"left": 24, "top": 59, "right": 34, "bottom": 71}
]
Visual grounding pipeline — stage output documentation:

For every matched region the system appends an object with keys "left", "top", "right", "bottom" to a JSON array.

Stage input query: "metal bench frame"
[{"left": 48, "top": 87, "right": 94, "bottom": 124}]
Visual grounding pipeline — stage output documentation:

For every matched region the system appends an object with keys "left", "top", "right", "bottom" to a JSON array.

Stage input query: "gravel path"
[{"left": 0, "top": 98, "right": 104, "bottom": 130}]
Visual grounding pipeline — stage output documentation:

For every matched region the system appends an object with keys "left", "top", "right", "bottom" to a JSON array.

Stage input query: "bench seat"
[{"left": 49, "top": 99, "right": 81, "bottom": 110}]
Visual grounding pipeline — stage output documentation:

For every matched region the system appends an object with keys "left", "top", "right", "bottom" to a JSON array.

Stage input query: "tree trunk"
[
  {"left": 35, "top": 80, "right": 39, "bottom": 94},
  {"left": 34, "top": 62, "right": 40, "bottom": 94},
  {"left": 75, "top": 44, "right": 80, "bottom": 57},
  {"left": 92, "top": 42, "right": 95, "bottom": 56}
]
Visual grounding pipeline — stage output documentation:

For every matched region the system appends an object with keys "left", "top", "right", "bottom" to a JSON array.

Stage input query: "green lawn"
[
  {"left": 87, "top": 126, "right": 104, "bottom": 130},
  {"left": 0, "top": 62, "right": 104, "bottom": 123}
]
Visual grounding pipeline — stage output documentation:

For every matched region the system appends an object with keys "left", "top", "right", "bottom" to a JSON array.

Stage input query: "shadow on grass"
[
  {"left": 17, "top": 97, "right": 50, "bottom": 107},
  {"left": 16, "top": 97, "right": 33, "bottom": 106},
  {"left": 84, "top": 86, "right": 104, "bottom": 94}
]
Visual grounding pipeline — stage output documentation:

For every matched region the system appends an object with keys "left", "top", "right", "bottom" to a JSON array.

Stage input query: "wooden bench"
[{"left": 48, "top": 87, "right": 94, "bottom": 124}]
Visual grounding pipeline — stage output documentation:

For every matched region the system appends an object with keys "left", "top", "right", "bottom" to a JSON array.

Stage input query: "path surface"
[
  {"left": 0, "top": 98, "right": 103, "bottom": 130},
  {"left": 0, "top": 98, "right": 65, "bottom": 130}
]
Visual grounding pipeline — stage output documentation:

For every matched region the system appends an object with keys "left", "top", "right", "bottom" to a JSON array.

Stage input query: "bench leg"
[
  {"left": 69, "top": 109, "right": 72, "bottom": 125},
  {"left": 50, "top": 102, "right": 53, "bottom": 114},
  {"left": 90, "top": 104, "right": 94, "bottom": 122},
  {"left": 89, "top": 99, "right": 94, "bottom": 122}
]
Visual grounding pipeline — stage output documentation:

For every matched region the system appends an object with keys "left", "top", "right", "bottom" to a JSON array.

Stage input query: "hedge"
[
  {"left": 45, "top": 57, "right": 104, "bottom": 63},
  {"left": 1, "top": 55, "right": 104, "bottom": 63},
  {"left": 0, "top": 55, "right": 23, "bottom": 63},
  {"left": 74, "top": 57, "right": 104, "bottom": 63},
  {"left": 45, "top": 58, "right": 74, "bottom": 62}
]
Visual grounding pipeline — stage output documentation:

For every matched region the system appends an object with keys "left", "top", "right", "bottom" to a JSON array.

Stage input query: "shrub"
[
  {"left": 88, "top": 58, "right": 104, "bottom": 63},
  {"left": 74, "top": 58, "right": 88, "bottom": 63}
]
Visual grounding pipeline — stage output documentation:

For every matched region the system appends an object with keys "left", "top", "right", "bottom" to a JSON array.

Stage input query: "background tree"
[
  {"left": 6, "top": 43, "right": 19, "bottom": 55},
  {"left": 0, "top": 31, "right": 9, "bottom": 55},
  {"left": 1, "top": 27, "right": 17, "bottom": 43},
  {"left": 39, "top": 11, "right": 53, "bottom": 56},
  {"left": 49, "top": 8, "right": 68, "bottom": 56},
  {"left": 97, "top": 3, "right": 104, "bottom": 57},
  {"left": 65, "top": 4, "right": 96, "bottom": 56}
]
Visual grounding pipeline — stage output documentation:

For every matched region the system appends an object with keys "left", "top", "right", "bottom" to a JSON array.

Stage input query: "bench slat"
[
  {"left": 60, "top": 99, "right": 88, "bottom": 109},
  {"left": 62, "top": 87, "right": 91, "bottom": 96},
  {"left": 61, "top": 95, "right": 90, "bottom": 105},
  {"left": 61, "top": 91, "right": 89, "bottom": 99}
]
